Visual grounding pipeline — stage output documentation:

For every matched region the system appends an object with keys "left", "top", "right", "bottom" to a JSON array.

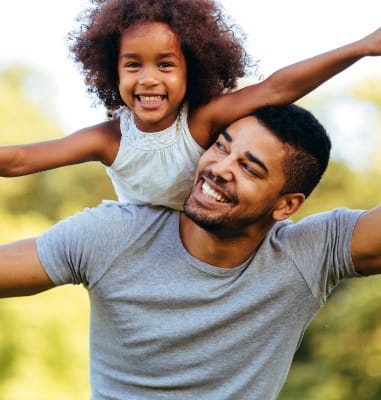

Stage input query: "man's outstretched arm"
[
  {"left": 351, "top": 205, "right": 381, "bottom": 275},
  {"left": 0, "top": 238, "right": 55, "bottom": 298}
]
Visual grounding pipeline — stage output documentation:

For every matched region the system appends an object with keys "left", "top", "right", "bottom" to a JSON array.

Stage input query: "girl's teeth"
[{"left": 140, "top": 96, "right": 162, "bottom": 102}]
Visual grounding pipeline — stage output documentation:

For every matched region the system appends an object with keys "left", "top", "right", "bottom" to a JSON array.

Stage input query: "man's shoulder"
[
  {"left": 270, "top": 208, "right": 360, "bottom": 236},
  {"left": 53, "top": 202, "right": 178, "bottom": 249},
  {"left": 91, "top": 201, "right": 176, "bottom": 221}
]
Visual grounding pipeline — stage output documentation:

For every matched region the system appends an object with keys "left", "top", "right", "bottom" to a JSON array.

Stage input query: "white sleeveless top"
[{"left": 105, "top": 105, "right": 204, "bottom": 210}]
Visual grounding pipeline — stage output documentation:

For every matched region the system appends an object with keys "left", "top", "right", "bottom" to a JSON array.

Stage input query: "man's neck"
[{"left": 179, "top": 213, "right": 270, "bottom": 268}]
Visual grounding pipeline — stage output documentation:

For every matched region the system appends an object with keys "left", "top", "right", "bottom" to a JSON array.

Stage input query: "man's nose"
[{"left": 210, "top": 157, "right": 234, "bottom": 182}]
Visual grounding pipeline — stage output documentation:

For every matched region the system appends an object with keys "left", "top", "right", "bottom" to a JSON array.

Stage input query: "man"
[{"left": 1, "top": 105, "right": 380, "bottom": 399}]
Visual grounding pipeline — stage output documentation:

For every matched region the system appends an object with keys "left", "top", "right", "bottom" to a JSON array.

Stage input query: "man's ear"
[{"left": 272, "top": 193, "right": 305, "bottom": 221}]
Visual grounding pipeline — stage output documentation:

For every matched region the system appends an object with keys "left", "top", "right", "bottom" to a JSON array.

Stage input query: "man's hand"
[{"left": 0, "top": 238, "right": 54, "bottom": 298}]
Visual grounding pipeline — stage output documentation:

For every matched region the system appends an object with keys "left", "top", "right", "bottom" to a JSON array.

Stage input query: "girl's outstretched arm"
[
  {"left": 190, "top": 27, "right": 381, "bottom": 147},
  {"left": 0, "top": 119, "right": 120, "bottom": 177}
]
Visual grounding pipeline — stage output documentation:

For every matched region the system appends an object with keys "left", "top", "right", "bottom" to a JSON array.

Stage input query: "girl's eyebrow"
[
  {"left": 222, "top": 130, "right": 268, "bottom": 175},
  {"left": 119, "top": 52, "right": 139, "bottom": 59},
  {"left": 119, "top": 51, "right": 179, "bottom": 59},
  {"left": 159, "top": 52, "right": 179, "bottom": 58}
]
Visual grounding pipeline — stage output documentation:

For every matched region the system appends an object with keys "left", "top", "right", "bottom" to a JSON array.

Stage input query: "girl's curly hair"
[{"left": 68, "top": 0, "right": 251, "bottom": 111}]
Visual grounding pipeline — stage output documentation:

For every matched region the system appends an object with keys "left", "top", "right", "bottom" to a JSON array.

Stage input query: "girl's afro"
[{"left": 68, "top": 0, "right": 252, "bottom": 110}]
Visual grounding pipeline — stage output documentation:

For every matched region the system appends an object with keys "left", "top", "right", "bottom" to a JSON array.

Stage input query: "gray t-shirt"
[{"left": 36, "top": 202, "right": 363, "bottom": 400}]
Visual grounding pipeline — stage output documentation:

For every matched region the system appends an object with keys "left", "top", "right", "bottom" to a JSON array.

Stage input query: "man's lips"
[{"left": 201, "top": 180, "right": 229, "bottom": 203}]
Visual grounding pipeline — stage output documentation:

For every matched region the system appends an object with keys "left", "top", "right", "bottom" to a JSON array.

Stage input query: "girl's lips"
[
  {"left": 136, "top": 95, "right": 166, "bottom": 109},
  {"left": 138, "top": 95, "right": 165, "bottom": 102}
]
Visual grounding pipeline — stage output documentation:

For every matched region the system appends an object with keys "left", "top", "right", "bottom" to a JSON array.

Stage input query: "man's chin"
[{"left": 183, "top": 202, "right": 229, "bottom": 232}]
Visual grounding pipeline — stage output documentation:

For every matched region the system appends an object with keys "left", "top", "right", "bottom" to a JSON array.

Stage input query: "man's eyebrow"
[
  {"left": 244, "top": 151, "right": 268, "bottom": 175},
  {"left": 221, "top": 130, "right": 232, "bottom": 142}
]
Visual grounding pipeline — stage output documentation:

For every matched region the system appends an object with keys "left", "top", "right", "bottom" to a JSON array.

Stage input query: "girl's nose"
[{"left": 138, "top": 68, "right": 160, "bottom": 87}]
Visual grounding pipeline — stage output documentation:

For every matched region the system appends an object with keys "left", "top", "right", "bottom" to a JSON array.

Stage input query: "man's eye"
[
  {"left": 242, "top": 163, "right": 258, "bottom": 176},
  {"left": 215, "top": 141, "right": 226, "bottom": 152}
]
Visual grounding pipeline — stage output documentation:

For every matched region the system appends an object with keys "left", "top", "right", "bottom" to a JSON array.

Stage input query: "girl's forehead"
[
  {"left": 122, "top": 21, "right": 178, "bottom": 40},
  {"left": 120, "top": 21, "right": 183, "bottom": 57}
]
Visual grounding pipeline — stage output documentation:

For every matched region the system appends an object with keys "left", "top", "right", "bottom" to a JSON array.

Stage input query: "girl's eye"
[
  {"left": 159, "top": 62, "right": 173, "bottom": 68},
  {"left": 125, "top": 62, "right": 140, "bottom": 68}
]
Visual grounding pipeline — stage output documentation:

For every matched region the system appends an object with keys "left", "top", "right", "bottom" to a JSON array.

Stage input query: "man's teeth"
[
  {"left": 202, "top": 182, "right": 228, "bottom": 203},
  {"left": 139, "top": 95, "right": 163, "bottom": 102}
]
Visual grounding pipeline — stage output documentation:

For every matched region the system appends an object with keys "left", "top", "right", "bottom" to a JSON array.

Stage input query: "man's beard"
[
  {"left": 183, "top": 193, "right": 273, "bottom": 237},
  {"left": 183, "top": 199, "right": 231, "bottom": 232}
]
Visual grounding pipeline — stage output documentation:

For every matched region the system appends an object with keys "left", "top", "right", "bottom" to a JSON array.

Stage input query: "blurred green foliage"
[
  {"left": 279, "top": 75, "right": 381, "bottom": 400},
  {"left": 1, "top": 66, "right": 381, "bottom": 399},
  {"left": 0, "top": 66, "right": 115, "bottom": 399},
  {"left": 279, "top": 162, "right": 381, "bottom": 400}
]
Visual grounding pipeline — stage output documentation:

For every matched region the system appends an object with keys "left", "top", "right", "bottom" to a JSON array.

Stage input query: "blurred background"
[{"left": 0, "top": 1, "right": 380, "bottom": 399}]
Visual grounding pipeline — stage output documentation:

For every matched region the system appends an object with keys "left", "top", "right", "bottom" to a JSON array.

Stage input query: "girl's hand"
[{"left": 358, "top": 27, "right": 381, "bottom": 56}]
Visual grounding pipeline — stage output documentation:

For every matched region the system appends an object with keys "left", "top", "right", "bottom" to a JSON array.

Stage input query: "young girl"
[{"left": 1, "top": 0, "right": 380, "bottom": 210}]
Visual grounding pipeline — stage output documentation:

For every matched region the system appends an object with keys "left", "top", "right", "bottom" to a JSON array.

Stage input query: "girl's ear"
[{"left": 272, "top": 193, "right": 305, "bottom": 221}]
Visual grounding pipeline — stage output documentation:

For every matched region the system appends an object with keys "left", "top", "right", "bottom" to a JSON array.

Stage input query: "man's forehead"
[{"left": 223, "top": 116, "right": 276, "bottom": 146}]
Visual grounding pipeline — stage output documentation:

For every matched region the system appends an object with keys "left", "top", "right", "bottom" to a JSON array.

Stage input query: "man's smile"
[{"left": 201, "top": 181, "right": 229, "bottom": 203}]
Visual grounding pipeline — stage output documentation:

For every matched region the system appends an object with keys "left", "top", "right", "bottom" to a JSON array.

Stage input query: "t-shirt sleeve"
[
  {"left": 36, "top": 203, "right": 133, "bottom": 288},
  {"left": 276, "top": 208, "right": 364, "bottom": 303}
]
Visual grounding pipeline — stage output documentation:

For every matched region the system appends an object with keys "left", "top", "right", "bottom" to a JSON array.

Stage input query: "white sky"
[{"left": 0, "top": 0, "right": 380, "bottom": 166}]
